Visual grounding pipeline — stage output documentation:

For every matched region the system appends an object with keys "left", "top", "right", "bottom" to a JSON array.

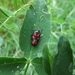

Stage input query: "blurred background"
[{"left": 0, "top": 0, "right": 75, "bottom": 73}]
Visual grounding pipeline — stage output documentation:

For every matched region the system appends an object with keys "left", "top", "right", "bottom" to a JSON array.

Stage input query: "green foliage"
[
  {"left": 0, "top": 0, "right": 75, "bottom": 75},
  {"left": 52, "top": 36, "right": 73, "bottom": 75},
  {"left": 0, "top": 8, "right": 9, "bottom": 17},
  {"left": 19, "top": 0, "right": 50, "bottom": 59},
  {"left": 0, "top": 0, "right": 34, "bottom": 57},
  {"left": 0, "top": 57, "right": 26, "bottom": 75},
  {"left": 32, "top": 57, "right": 48, "bottom": 75},
  {"left": 13, "top": 0, "right": 18, "bottom": 10},
  {"left": 42, "top": 44, "right": 51, "bottom": 75}
]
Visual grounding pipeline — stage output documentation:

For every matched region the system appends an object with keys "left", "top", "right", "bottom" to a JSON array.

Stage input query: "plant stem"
[{"left": 24, "top": 61, "right": 30, "bottom": 75}]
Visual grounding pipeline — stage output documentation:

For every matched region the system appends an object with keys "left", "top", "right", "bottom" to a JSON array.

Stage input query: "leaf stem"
[{"left": 24, "top": 61, "right": 30, "bottom": 75}]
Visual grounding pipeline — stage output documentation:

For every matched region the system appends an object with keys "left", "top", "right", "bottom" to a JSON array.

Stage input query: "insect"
[{"left": 31, "top": 29, "right": 41, "bottom": 46}]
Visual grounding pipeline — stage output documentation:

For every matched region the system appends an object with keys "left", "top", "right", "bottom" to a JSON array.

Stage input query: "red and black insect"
[{"left": 31, "top": 29, "right": 41, "bottom": 46}]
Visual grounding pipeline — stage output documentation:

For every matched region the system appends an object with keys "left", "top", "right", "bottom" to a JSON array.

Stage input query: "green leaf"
[
  {"left": 13, "top": 0, "right": 18, "bottom": 10},
  {"left": 21, "top": 5, "right": 29, "bottom": 10},
  {"left": 0, "top": 37, "right": 3, "bottom": 46},
  {"left": 0, "top": 57, "right": 27, "bottom": 75},
  {"left": 32, "top": 57, "right": 48, "bottom": 75},
  {"left": 52, "top": 36, "right": 73, "bottom": 75},
  {"left": 42, "top": 44, "right": 51, "bottom": 75},
  {"left": 2, "top": 23, "right": 11, "bottom": 30},
  {"left": 22, "top": 0, "right": 25, "bottom": 4},
  {"left": 0, "top": 7, "right": 14, "bottom": 17},
  {"left": 28, "top": 1, "right": 35, "bottom": 5},
  {"left": 0, "top": 8, "right": 9, "bottom": 17},
  {"left": 19, "top": 0, "right": 50, "bottom": 59}
]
